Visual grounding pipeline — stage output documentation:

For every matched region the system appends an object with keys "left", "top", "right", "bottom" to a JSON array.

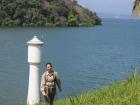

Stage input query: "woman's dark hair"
[{"left": 46, "top": 62, "right": 52, "bottom": 67}]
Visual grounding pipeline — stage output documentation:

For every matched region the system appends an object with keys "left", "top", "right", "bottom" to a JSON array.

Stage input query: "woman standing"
[{"left": 40, "top": 63, "right": 62, "bottom": 105}]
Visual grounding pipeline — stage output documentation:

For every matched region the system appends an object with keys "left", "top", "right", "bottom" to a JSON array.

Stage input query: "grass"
[{"left": 37, "top": 68, "right": 140, "bottom": 105}]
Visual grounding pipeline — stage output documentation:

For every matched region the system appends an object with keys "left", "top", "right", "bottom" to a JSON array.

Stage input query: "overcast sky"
[{"left": 77, "top": 0, "right": 135, "bottom": 15}]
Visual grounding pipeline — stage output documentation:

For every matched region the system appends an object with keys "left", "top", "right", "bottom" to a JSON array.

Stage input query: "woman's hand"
[{"left": 42, "top": 91, "right": 46, "bottom": 96}]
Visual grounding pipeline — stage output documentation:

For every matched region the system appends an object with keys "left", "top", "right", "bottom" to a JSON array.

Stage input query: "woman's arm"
[
  {"left": 40, "top": 73, "right": 46, "bottom": 95},
  {"left": 55, "top": 72, "right": 62, "bottom": 91}
]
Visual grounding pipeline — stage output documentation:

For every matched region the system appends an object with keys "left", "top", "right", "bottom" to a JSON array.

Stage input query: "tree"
[
  {"left": 132, "top": 0, "right": 140, "bottom": 18},
  {"left": 68, "top": 11, "right": 78, "bottom": 26}
]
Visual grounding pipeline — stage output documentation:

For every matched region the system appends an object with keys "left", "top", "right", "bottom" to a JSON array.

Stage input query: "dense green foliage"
[
  {"left": 0, "top": 0, "right": 101, "bottom": 27},
  {"left": 68, "top": 11, "right": 78, "bottom": 26},
  {"left": 37, "top": 70, "right": 140, "bottom": 105}
]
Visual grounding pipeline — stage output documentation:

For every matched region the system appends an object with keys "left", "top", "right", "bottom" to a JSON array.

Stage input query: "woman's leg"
[
  {"left": 44, "top": 87, "right": 50, "bottom": 105},
  {"left": 44, "top": 96, "right": 50, "bottom": 105},
  {"left": 49, "top": 88, "right": 56, "bottom": 105}
]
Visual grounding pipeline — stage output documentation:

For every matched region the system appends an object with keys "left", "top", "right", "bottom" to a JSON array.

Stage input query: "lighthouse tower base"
[{"left": 27, "top": 64, "right": 40, "bottom": 105}]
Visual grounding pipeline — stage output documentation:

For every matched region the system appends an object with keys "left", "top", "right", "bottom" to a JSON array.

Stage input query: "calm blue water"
[{"left": 0, "top": 19, "right": 140, "bottom": 105}]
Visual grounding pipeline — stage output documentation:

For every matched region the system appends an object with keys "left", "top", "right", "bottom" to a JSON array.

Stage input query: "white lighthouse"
[{"left": 27, "top": 36, "right": 44, "bottom": 105}]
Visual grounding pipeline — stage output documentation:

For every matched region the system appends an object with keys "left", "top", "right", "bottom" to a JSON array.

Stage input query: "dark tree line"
[{"left": 0, "top": 0, "right": 101, "bottom": 27}]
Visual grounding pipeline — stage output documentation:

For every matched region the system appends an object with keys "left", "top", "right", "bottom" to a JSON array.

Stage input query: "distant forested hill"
[{"left": 0, "top": 0, "right": 101, "bottom": 27}]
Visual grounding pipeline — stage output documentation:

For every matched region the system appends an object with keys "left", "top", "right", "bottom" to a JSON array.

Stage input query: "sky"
[{"left": 77, "top": 0, "right": 135, "bottom": 15}]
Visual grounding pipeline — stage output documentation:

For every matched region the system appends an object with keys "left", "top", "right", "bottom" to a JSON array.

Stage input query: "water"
[{"left": 0, "top": 19, "right": 140, "bottom": 105}]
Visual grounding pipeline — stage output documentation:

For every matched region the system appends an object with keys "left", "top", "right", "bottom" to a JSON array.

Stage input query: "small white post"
[{"left": 27, "top": 36, "right": 44, "bottom": 105}]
